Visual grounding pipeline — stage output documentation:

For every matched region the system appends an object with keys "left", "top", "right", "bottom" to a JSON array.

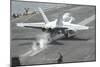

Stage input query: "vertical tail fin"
[
  {"left": 56, "top": 13, "right": 63, "bottom": 26},
  {"left": 38, "top": 7, "right": 49, "bottom": 24},
  {"left": 68, "top": 16, "right": 75, "bottom": 23}
]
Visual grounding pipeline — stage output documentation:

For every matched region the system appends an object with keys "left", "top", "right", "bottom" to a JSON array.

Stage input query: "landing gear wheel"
[{"left": 64, "top": 33, "right": 68, "bottom": 38}]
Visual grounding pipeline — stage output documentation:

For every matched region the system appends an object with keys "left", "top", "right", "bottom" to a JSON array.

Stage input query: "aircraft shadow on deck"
[
  {"left": 12, "top": 37, "right": 64, "bottom": 46},
  {"left": 58, "top": 36, "right": 89, "bottom": 41},
  {"left": 50, "top": 41, "right": 64, "bottom": 45},
  {"left": 12, "top": 36, "right": 89, "bottom": 41},
  {"left": 12, "top": 36, "right": 89, "bottom": 47}
]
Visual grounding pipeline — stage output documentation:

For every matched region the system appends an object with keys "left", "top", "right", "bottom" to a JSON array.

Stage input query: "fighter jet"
[{"left": 16, "top": 7, "right": 93, "bottom": 38}]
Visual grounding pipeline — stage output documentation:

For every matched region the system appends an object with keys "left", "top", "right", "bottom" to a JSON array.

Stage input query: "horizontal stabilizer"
[{"left": 16, "top": 22, "right": 45, "bottom": 29}]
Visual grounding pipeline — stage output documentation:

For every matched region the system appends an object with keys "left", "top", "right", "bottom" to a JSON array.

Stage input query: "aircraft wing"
[
  {"left": 56, "top": 24, "right": 89, "bottom": 31},
  {"left": 16, "top": 7, "right": 49, "bottom": 29},
  {"left": 16, "top": 22, "right": 45, "bottom": 29}
]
